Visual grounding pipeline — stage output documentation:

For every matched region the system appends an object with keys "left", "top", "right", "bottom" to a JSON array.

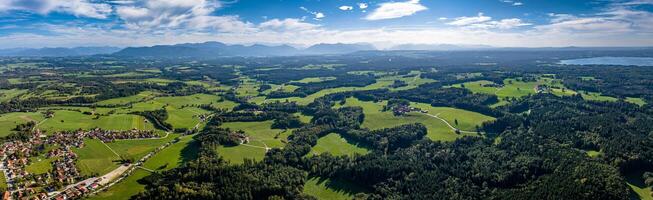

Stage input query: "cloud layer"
[
  {"left": 365, "top": 0, "right": 427, "bottom": 20},
  {"left": 0, "top": 0, "right": 651, "bottom": 48}
]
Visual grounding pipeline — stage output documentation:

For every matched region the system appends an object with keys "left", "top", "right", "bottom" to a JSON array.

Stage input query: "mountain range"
[
  {"left": 0, "top": 47, "right": 121, "bottom": 57},
  {"left": 2, "top": 42, "right": 652, "bottom": 58},
  {"left": 112, "top": 42, "right": 376, "bottom": 58}
]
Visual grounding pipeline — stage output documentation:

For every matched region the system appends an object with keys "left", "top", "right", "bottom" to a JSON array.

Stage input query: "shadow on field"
[{"left": 312, "top": 176, "right": 370, "bottom": 196}]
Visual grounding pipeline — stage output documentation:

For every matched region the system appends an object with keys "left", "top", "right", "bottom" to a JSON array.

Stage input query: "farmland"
[{"left": 336, "top": 97, "right": 495, "bottom": 141}]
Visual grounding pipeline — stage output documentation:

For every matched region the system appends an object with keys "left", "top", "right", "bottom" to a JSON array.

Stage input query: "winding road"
[{"left": 421, "top": 112, "right": 482, "bottom": 134}]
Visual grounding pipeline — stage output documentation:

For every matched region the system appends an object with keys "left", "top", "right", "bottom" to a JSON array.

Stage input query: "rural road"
[{"left": 421, "top": 113, "right": 481, "bottom": 134}]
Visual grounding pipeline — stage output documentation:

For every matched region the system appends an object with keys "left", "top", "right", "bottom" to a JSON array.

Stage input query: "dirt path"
[
  {"left": 98, "top": 164, "right": 131, "bottom": 185},
  {"left": 421, "top": 113, "right": 480, "bottom": 134},
  {"left": 100, "top": 141, "right": 121, "bottom": 157}
]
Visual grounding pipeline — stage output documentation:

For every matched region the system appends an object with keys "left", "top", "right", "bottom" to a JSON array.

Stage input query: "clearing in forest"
[
  {"left": 336, "top": 97, "right": 495, "bottom": 141},
  {"left": 303, "top": 177, "right": 368, "bottom": 200},
  {"left": 308, "top": 133, "right": 369, "bottom": 157}
]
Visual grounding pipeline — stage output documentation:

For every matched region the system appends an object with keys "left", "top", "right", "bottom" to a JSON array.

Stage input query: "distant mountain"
[
  {"left": 112, "top": 42, "right": 377, "bottom": 58},
  {"left": 389, "top": 44, "right": 494, "bottom": 51},
  {"left": 304, "top": 43, "right": 376, "bottom": 55},
  {"left": 114, "top": 42, "right": 301, "bottom": 58},
  {"left": 0, "top": 47, "right": 121, "bottom": 57}
]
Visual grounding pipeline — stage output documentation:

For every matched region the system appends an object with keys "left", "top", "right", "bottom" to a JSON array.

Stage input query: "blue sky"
[{"left": 0, "top": 0, "right": 651, "bottom": 48}]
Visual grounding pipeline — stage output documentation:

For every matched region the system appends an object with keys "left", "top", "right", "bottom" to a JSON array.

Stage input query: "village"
[{"left": 0, "top": 128, "right": 160, "bottom": 200}]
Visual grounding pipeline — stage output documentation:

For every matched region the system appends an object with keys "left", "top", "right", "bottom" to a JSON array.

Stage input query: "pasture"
[
  {"left": 0, "top": 112, "right": 44, "bottom": 137},
  {"left": 336, "top": 97, "right": 494, "bottom": 141},
  {"left": 73, "top": 139, "right": 121, "bottom": 177},
  {"left": 95, "top": 91, "right": 157, "bottom": 106},
  {"left": 90, "top": 136, "right": 198, "bottom": 200},
  {"left": 143, "top": 135, "right": 198, "bottom": 171},
  {"left": 216, "top": 145, "right": 267, "bottom": 164},
  {"left": 308, "top": 133, "right": 369, "bottom": 157},
  {"left": 220, "top": 121, "right": 290, "bottom": 148},
  {"left": 37, "top": 110, "right": 155, "bottom": 133},
  {"left": 106, "top": 135, "right": 178, "bottom": 161},
  {"left": 216, "top": 121, "right": 290, "bottom": 164},
  {"left": 0, "top": 89, "right": 27, "bottom": 102}
]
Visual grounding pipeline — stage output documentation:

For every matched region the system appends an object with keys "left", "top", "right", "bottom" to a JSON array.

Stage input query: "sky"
[{"left": 0, "top": 0, "right": 652, "bottom": 48}]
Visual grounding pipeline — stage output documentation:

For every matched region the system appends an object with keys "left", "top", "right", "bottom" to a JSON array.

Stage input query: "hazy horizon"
[{"left": 0, "top": 0, "right": 652, "bottom": 48}]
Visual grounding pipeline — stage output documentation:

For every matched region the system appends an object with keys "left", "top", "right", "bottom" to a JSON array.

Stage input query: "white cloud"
[
  {"left": 300, "top": 6, "right": 325, "bottom": 20},
  {"left": 499, "top": 0, "right": 523, "bottom": 6},
  {"left": 446, "top": 13, "right": 530, "bottom": 29},
  {"left": 537, "top": 4, "right": 653, "bottom": 34},
  {"left": 114, "top": 0, "right": 255, "bottom": 32},
  {"left": 339, "top": 6, "right": 353, "bottom": 11},
  {"left": 358, "top": 3, "right": 368, "bottom": 9},
  {"left": 259, "top": 18, "right": 320, "bottom": 31},
  {"left": 447, "top": 13, "right": 491, "bottom": 26},
  {"left": 365, "top": 0, "right": 427, "bottom": 20},
  {"left": 0, "top": 0, "right": 112, "bottom": 19}
]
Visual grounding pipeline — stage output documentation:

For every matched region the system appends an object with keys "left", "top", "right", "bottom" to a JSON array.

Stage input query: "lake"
[{"left": 560, "top": 57, "right": 653, "bottom": 67}]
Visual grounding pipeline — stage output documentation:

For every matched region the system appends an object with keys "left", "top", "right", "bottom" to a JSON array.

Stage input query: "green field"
[
  {"left": 626, "top": 97, "right": 647, "bottom": 106},
  {"left": 295, "top": 113, "right": 313, "bottom": 124},
  {"left": 73, "top": 139, "right": 121, "bottom": 177},
  {"left": 303, "top": 177, "right": 368, "bottom": 200},
  {"left": 95, "top": 91, "right": 157, "bottom": 105},
  {"left": 220, "top": 121, "right": 290, "bottom": 148},
  {"left": 626, "top": 171, "right": 653, "bottom": 200},
  {"left": 308, "top": 133, "right": 369, "bottom": 157},
  {"left": 586, "top": 150, "right": 602, "bottom": 158},
  {"left": 165, "top": 106, "right": 211, "bottom": 129},
  {"left": 106, "top": 135, "right": 178, "bottom": 161},
  {"left": 88, "top": 169, "right": 150, "bottom": 200},
  {"left": 267, "top": 79, "right": 395, "bottom": 105},
  {"left": 580, "top": 92, "right": 618, "bottom": 102},
  {"left": 290, "top": 77, "right": 336, "bottom": 83},
  {"left": 90, "top": 136, "right": 199, "bottom": 200},
  {"left": 215, "top": 121, "right": 291, "bottom": 164},
  {"left": 143, "top": 135, "right": 199, "bottom": 171},
  {"left": 336, "top": 98, "right": 494, "bottom": 141},
  {"left": 0, "top": 112, "right": 44, "bottom": 137},
  {"left": 0, "top": 173, "right": 6, "bottom": 191},
  {"left": 0, "top": 89, "right": 27, "bottom": 102},
  {"left": 25, "top": 157, "right": 56, "bottom": 175},
  {"left": 38, "top": 110, "right": 155, "bottom": 133},
  {"left": 216, "top": 145, "right": 267, "bottom": 164}
]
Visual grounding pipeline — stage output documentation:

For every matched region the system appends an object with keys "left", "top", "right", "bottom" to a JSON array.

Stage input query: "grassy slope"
[
  {"left": 303, "top": 177, "right": 368, "bottom": 200},
  {"left": 216, "top": 121, "right": 291, "bottom": 164},
  {"left": 308, "top": 133, "right": 369, "bottom": 157},
  {"left": 338, "top": 98, "right": 494, "bottom": 141},
  {"left": 95, "top": 91, "right": 157, "bottom": 105},
  {"left": 220, "top": 121, "right": 290, "bottom": 148},
  {"left": 73, "top": 139, "right": 121, "bottom": 177},
  {"left": 0, "top": 89, "right": 27, "bottom": 102},
  {"left": 626, "top": 97, "right": 647, "bottom": 106},
  {"left": 0, "top": 112, "right": 44, "bottom": 137}
]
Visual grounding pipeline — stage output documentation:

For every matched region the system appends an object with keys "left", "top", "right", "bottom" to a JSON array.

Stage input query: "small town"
[{"left": 0, "top": 128, "right": 160, "bottom": 200}]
